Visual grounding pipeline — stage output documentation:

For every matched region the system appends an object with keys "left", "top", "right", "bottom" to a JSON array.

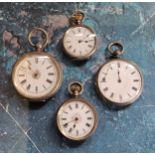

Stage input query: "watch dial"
[
  {"left": 63, "top": 26, "right": 96, "bottom": 59},
  {"left": 57, "top": 99, "right": 98, "bottom": 141},
  {"left": 97, "top": 59, "right": 143, "bottom": 105},
  {"left": 12, "top": 53, "right": 62, "bottom": 100}
]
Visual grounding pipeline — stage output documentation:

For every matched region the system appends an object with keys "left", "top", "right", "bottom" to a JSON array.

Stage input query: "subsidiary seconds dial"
[{"left": 97, "top": 59, "right": 143, "bottom": 106}]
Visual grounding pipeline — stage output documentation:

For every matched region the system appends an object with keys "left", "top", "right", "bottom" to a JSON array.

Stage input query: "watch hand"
[
  {"left": 65, "top": 117, "right": 79, "bottom": 124},
  {"left": 78, "top": 34, "right": 90, "bottom": 43},
  {"left": 84, "top": 40, "right": 93, "bottom": 43},
  {"left": 117, "top": 70, "right": 122, "bottom": 83}
]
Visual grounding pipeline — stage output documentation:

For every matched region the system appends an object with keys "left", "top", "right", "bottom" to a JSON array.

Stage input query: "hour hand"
[
  {"left": 117, "top": 70, "right": 122, "bottom": 83},
  {"left": 79, "top": 34, "right": 90, "bottom": 43}
]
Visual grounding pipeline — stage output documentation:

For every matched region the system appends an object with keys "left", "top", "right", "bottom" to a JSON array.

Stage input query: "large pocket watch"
[
  {"left": 57, "top": 81, "right": 98, "bottom": 141},
  {"left": 96, "top": 41, "right": 144, "bottom": 107},
  {"left": 12, "top": 28, "right": 63, "bottom": 101},
  {"left": 62, "top": 11, "right": 97, "bottom": 60}
]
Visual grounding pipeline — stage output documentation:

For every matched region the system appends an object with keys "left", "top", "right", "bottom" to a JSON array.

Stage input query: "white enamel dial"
[
  {"left": 57, "top": 99, "right": 98, "bottom": 141},
  {"left": 97, "top": 59, "right": 143, "bottom": 106},
  {"left": 63, "top": 26, "right": 96, "bottom": 59},
  {"left": 12, "top": 53, "right": 62, "bottom": 100}
]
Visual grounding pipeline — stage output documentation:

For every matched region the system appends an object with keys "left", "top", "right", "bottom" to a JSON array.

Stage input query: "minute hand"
[
  {"left": 117, "top": 70, "right": 122, "bottom": 83},
  {"left": 79, "top": 34, "right": 92, "bottom": 43}
]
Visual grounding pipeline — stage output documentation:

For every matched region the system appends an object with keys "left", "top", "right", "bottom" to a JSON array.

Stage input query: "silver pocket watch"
[
  {"left": 62, "top": 11, "right": 97, "bottom": 60},
  {"left": 57, "top": 81, "right": 98, "bottom": 141},
  {"left": 96, "top": 41, "right": 144, "bottom": 106},
  {"left": 12, "top": 28, "right": 63, "bottom": 101}
]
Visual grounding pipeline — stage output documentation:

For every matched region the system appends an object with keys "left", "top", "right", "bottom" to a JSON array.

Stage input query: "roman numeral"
[
  {"left": 87, "top": 117, "right": 93, "bottom": 120},
  {"left": 68, "top": 105, "right": 72, "bottom": 110},
  {"left": 132, "top": 86, "right": 137, "bottom": 91},
  {"left": 42, "top": 84, "right": 46, "bottom": 89},
  {"left": 133, "top": 79, "right": 139, "bottom": 82},
  {"left": 35, "top": 58, "right": 38, "bottom": 64},
  {"left": 119, "top": 95, "right": 122, "bottom": 101},
  {"left": 85, "top": 110, "right": 90, "bottom": 114},
  {"left": 81, "top": 105, "right": 85, "bottom": 109},
  {"left": 21, "top": 66, "right": 26, "bottom": 70},
  {"left": 86, "top": 39, "right": 93, "bottom": 42},
  {"left": 61, "top": 118, "right": 67, "bottom": 120},
  {"left": 101, "top": 77, "right": 106, "bottom": 82},
  {"left": 18, "top": 74, "right": 25, "bottom": 77},
  {"left": 42, "top": 59, "right": 46, "bottom": 65},
  {"left": 88, "top": 44, "right": 92, "bottom": 48},
  {"left": 110, "top": 92, "right": 114, "bottom": 98},
  {"left": 110, "top": 66, "right": 113, "bottom": 70},
  {"left": 75, "top": 103, "right": 78, "bottom": 108},
  {"left": 48, "top": 72, "right": 54, "bottom": 76},
  {"left": 131, "top": 71, "right": 136, "bottom": 75},
  {"left": 103, "top": 87, "right": 108, "bottom": 92},
  {"left": 76, "top": 130, "right": 79, "bottom": 135},
  {"left": 68, "top": 45, "right": 72, "bottom": 49},
  {"left": 20, "top": 79, "right": 26, "bottom": 84},
  {"left": 83, "top": 128, "right": 86, "bottom": 133},
  {"left": 68, "top": 128, "right": 72, "bottom": 133},
  {"left": 86, "top": 123, "right": 91, "bottom": 127},
  {"left": 117, "top": 62, "right": 120, "bottom": 68},
  {"left": 35, "top": 86, "right": 38, "bottom": 92},
  {"left": 28, "top": 65, "right": 31, "bottom": 70},
  {"left": 27, "top": 84, "right": 31, "bottom": 90},
  {"left": 27, "top": 60, "right": 31, "bottom": 65},
  {"left": 103, "top": 73, "right": 107, "bottom": 76},
  {"left": 128, "top": 93, "right": 131, "bottom": 97},
  {"left": 63, "top": 123, "right": 68, "bottom": 128},
  {"left": 46, "top": 79, "right": 52, "bottom": 84},
  {"left": 72, "top": 30, "right": 75, "bottom": 34},
  {"left": 63, "top": 111, "right": 68, "bottom": 114},
  {"left": 65, "top": 40, "right": 71, "bottom": 43},
  {"left": 46, "top": 65, "right": 52, "bottom": 69}
]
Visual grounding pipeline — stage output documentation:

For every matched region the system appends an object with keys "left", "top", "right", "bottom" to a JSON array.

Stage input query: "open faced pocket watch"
[
  {"left": 96, "top": 41, "right": 144, "bottom": 107},
  {"left": 62, "top": 11, "right": 97, "bottom": 60},
  {"left": 12, "top": 28, "right": 63, "bottom": 101},
  {"left": 57, "top": 81, "right": 98, "bottom": 141}
]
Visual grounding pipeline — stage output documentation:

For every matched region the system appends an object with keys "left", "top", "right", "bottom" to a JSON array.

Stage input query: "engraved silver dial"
[
  {"left": 97, "top": 59, "right": 143, "bottom": 106},
  {"left": 63, "top": 26, "right": 96, "bottom": 60},
  {"left": 57, "top": 98, "right": 98, "bottom": 141},
  {"left": 12, "top": 53, "right": 62, "bottom": 101}
]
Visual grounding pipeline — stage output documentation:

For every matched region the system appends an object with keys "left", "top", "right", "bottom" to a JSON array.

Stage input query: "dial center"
[
  {"left": 74, "top": 117, "right": 79, "bottom": 121},
  {"left": 32, "top": 70, "right": 41, "bottom": 79},
  {"left": 72, "top": 114, "right": 81, "bottom": 124},
  {"left": 78, "top": 40, "right": 82, "bottom": 43}
]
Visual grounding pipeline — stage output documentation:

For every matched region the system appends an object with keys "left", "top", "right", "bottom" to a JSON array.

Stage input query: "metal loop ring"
[
  {"left": 28, "top": 27, "right": 48, "bottom": 48},
  {"left": 68, "top": 81, "right": 84, "bottom": 96},
  {"left": 70, "top": 10, "right": 85, "bottom": 25},
  {"left": 108, "top": 41, "right": 124, "bottom": 56}
]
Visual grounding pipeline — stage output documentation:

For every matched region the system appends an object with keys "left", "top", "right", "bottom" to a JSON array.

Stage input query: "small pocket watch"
[
  {"left": 96, "top": 41, "right": 144, "bottom": 106},
  {"left": 12, "top": 28, "right": 63, "bottom": 101},
  {"left": 57, "top": 81, "right": 98, "bottom": 141},
  {"left": 62, "top": 11, "right": 97, "bottom": 60}
]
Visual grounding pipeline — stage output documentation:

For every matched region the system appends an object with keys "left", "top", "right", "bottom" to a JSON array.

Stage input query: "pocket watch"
[
  {"left": 96, "top": 41, "right": 144, "bottom": 106},
  {"left": 62, "top": 11, "right": 97, "bottom": 60},
  {"left": 57, "top": 81, "right": 98, "bottom": 141},
  {"left": 12, "top": 28, "right": 63, "bottom": 101}
]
